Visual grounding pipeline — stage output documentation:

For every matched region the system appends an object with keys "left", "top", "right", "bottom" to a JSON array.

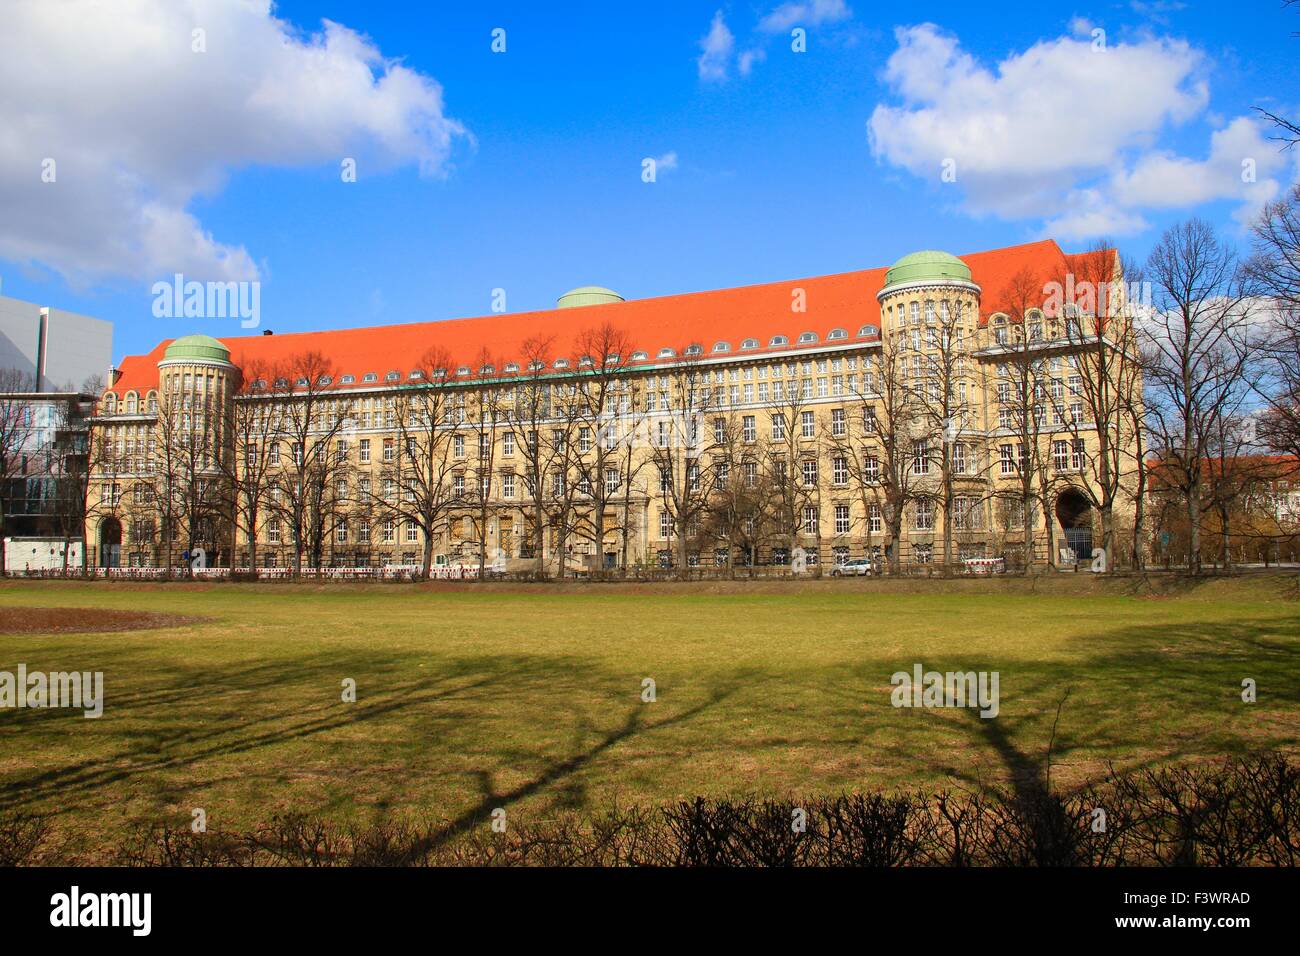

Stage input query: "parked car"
[{"left": 831, "top": 557, "right": 873, "bottom": 577}]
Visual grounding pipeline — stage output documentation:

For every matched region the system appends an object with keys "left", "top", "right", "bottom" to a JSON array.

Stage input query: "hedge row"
[{"left": 4, "top": 754, "right": 1296, "bottom": 866}]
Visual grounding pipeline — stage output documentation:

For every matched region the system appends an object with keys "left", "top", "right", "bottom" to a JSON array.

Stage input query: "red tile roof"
[{"left": 109, "top": 239, "right": 1095, "bottom": 396}]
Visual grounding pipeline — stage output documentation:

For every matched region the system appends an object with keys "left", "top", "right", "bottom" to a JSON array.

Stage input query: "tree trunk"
[{"left": 1187, "top": 485, "right": 1202, "bottom": 574}]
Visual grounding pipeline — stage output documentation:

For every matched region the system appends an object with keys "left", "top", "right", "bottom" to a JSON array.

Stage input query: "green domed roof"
[
  {"left": 161, "top": 334, "right": 232, "bottom": 364},
  {"left": 556, "top": 286, "right": 625, "bottom": 309},
  {"left": 883, "top": 250, "right": 972, "bottom": 289}
]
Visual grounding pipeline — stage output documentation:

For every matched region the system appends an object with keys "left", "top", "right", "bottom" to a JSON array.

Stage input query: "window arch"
[
  {"left": 145, "top": 391, "right": 158, "bottom": 413},
  {"left": 769, "top": 335, "right": 788, "bottom": 347},
  {"left": 797, "top": 331, "right": 818, "bottom": 344},
  {"left": 124, "top": 391, "right": 138, "bottom": 414},
  {"left": 740, "top": 338, "right": 759, "bottom": 350},
  {"left": 657, "top": 347, "right": 676, "bottom": 359},
  {"left": 712, "top": 341, "right": 730, "bottom": 353},
  {"left": 102, "top": 393, "right": 117, "bottom": 414},
  {"left": 827, "top": 328, "right": 847, "bottom": 341}
]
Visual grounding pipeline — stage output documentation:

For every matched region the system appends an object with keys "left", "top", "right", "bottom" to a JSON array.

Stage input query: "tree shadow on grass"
[{"left": 0, "top": 650, "right": 618, "bottom": 815}]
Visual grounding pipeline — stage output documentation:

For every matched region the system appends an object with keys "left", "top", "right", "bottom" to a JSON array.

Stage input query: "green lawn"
[{"left": 1, "top": 576, "right": 1297, "bottom": 858}]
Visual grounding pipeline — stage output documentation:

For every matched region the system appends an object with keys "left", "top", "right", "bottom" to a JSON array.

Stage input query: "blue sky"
[{"left": 1, "top": 0, "right": 1296, "bottom": 363}]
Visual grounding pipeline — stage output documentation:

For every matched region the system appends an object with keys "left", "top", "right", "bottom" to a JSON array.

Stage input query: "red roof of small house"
[{"left": 108, "top": 239, "right": 1103, "bottom": 396}]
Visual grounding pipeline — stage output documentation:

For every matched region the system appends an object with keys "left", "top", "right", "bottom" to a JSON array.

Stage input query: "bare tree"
[
  {"left": 1250, "top": 184, "right": 1300, "bottom": 461},
  {"left": 758, "top": 360, "right": 821, "bottom": 569},
  {"left": 462, "top": 350, "right": 508, "bottom": 580},
  {"left": 856, "top": 331, "right": 924, "bottom": 574},
  {"left": 1142, "top": 219, "right": 1260, "bottom": 574},
  {"left": 502, "top": 335, "right": 559, "bottom": 577},
  {"left": 571, "top": 323, "right": 635, "bottom": 574},
  {"left": 0, "top": 368, "right": 38, "bottom": 572},
  {"left": 904, "top": 294, "right": 980, "bottom": 571},
  {"left": 223, "top": 361, "right": 277, "bottom": 572},
  {"left": 990, "top": 267, "right": 1058, "bottom": 571},
  {"left": 649, "top": 349, "right": 719, "bottom": 574},
  {"left": 264, "top": 352, "right": 352, "bottom": 577}
]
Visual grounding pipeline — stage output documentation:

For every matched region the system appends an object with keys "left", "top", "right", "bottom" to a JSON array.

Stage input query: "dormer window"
[
  {"left": 555, "top": 358, "right": 571, "bottom": 369},
  {"left": 684, "top": 344, "right": 703, "bottom": 356},
  {"left": 385, "top": 371, "right": 400, "bottom": 382},
  {"left": 769, "top": 335, "right": 788, "bottom": 347},
  {"left": 857, "top": 324, "right": 876, "bottom": 337},
  {"left": 712, "top": 342, "right": 730, "bottom": 353},
  {"left": 340, "top": 374, "right": 355, "bottom": 384},
  {"left": 528, "top": 360, "right": 545, "bottom": 372},
  {"left": 456, "top": 366, "right": 471, "bottom": 376},
  {"left": 319, "top": 376, "right": 332, "bottom": 386},
  {"left": 631, "top": 351, "right": 648, "bottom": 361},
  {"left": 740, "top": 338, "right": 758, "bottom": 350},
  {"left": 410, "top": 370, "right": 425, "bottom": 380},
  {"left": 827, "top": 328, "right": 847, "bottom": 341},
  {"left": 504, "top": 363, "right": 519, "bottom": 373},
  {"left": 797, "top": 332, "right": 817, "bottom": 344},
  {"left": 658, "top": 347, "right": 676, "bottom": 358},
  {"left": 362, "top": 372, "right": 377, "bottom": 383}
]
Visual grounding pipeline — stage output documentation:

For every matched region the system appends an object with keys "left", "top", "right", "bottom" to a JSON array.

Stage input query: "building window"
[
  {"left": 659, "top": 512, "right": 673, "bottom": 539},
  {"left": 503, "top": 473, "right": 515, "bottom": 498},
  {"left": 912, "top": 440, "right": 930, "bottom": 476},
  {"left": 914, "top": 499, "right": 934, "bottom": 531},
  {"left": 802, "top": 459, "right": 818, "bottom": 487},
  {"left": 868, "top": 503, "right": 882, "bottom": 533},
  {"left": 1071, "top": 438, "right": 1086, "bottom": 472},
  {"left": 834, "top": 505, "right": 850, "bottom": 534},
  {"left": 800, "top": 411, "right": 815, "bottom": 438},
  {"left": 831, "top": 408, "right": 846, "bottom": 437},
  {"left": 832, "top": 456, "right": 848, "bottom": 485},
  {"left": 803, "top": 506, "right": 819, "bottom": 535},
  {"left": 1052, "top": 440, "right": 1070, "bottom": 472},
  {"left": 742, "top": 415, "right": 756, "bottom": 442},
  {"left": 771, "top": 414, "right": 786, "bottom": 441},
  {"left": 382, "top": 520, "right": 396, "bottom": 543},
  {"left": 864, "top": 455, "right": 880, "bottom": 483},
  {"left": 1000, "top": 444, "right": 1016, "bottom": 476}
]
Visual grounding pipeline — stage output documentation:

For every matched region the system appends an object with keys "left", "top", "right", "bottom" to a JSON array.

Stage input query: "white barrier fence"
[
  {"left": 963, "top": 557, "right": 1007, "bottom": 575},
  {"left": 7, "top": 565, "right": 488, "bottom": 581}
]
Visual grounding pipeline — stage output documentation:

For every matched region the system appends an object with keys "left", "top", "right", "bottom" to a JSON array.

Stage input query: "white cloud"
[
  {"left": 0, "top": 0, "right": 467, "bottom": 285},
  {"left": 697, "top": 3, "right": 850, "bottom": 82},
  {"left": 758, "top": 0, "right": 852, "bottom": 33},
  {"left": 1109, "top": 117, "right": 1284, "bottom": 213},
  {"left": 867, "top": 23, "right": 1289, "bottom": 240},
  {"left": 738, "top": 49, "right": 767, "bottom": 76},
  {"left": 697, "top": 11, "right": 735, "bottom": 83}
]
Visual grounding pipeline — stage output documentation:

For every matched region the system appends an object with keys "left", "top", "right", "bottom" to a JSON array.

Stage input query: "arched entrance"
[
  {"left": 99, "top": 517, "right": 122, "bottom": 568},
  {"left": 1055, "top": 489, "right": 1092, "bottom": 563}
]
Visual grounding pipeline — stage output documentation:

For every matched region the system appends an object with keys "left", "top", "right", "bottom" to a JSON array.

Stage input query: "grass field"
[{"left": 1, "top": 575, "right": 1297, "bottom": 859}]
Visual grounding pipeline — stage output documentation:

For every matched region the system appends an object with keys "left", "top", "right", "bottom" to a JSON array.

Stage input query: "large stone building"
[{"left": 86, "top": 240, "right": 1144, "bottom": 573}]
